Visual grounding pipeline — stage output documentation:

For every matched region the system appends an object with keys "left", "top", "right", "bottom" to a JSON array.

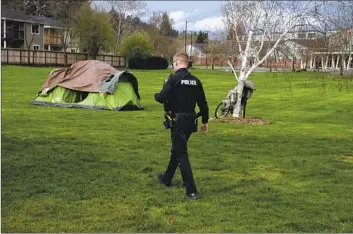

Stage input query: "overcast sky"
[
  {"left": 94, "top": 1, "right": 333, "bottom": 34},
  {"left": 144, "top": 1, "right": 225, "bottom": 32},
  {"left": 93, "top": 1, "right": 226, "bottom": 33},
  {"left": 106, "top": 1, "right": 223, "bottom": 32},
  {"left": 93, "top": 1, "right": 348, "bottom": 36}
]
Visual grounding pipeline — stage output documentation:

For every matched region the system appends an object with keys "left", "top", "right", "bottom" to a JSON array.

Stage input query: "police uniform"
[{"left": 154, "top": 68, "right": 209, "bottom": 196}]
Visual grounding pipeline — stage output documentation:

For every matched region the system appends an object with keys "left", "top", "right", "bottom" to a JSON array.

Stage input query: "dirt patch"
[{"left": 210, "top": 117, "right": 271, "bottom": 125}]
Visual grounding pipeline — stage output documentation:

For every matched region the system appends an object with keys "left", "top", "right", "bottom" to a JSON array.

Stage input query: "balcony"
[
  {"left": 2, "top": 21, "right": 25, "bottom": 40},
  {"left": 2, "top": 30, "right": 24, "bottom": 40},
  {"left": 44, "top": 28, "right": 64, "bottom": 45},
  {"left": 44, "top": 36, "right": 64, "bottom": 45}
]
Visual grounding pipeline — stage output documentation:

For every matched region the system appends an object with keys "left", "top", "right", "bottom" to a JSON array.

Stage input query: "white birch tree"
[{"left": 222, "top": 0, "right": 323, "bottom": 118}]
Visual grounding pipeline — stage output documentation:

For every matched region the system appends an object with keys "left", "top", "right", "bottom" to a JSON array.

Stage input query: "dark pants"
[{"left": 161, "top": 125, "right": 197, "bottom": 194}]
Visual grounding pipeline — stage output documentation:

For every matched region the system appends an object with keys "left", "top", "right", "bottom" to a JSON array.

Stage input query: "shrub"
[
  {"left": 128, "top": 56, "right": 169, "bottom": 69},
  {"left": 120, "top": 32, "right": 153, "bottom": 59},
  {"left": 128, "top": 57, "right": 145, "bottom": 69}
]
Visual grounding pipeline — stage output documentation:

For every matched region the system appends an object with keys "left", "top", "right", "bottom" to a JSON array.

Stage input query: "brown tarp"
[{"left": 40, "top": 60, "right": 118, "bottom": 92}]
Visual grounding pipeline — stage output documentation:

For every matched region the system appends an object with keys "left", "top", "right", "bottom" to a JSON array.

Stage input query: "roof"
[
  {"left": 42, "top": 17, "right": 66, "bottom": 29},
  {"left": 1, "top": 7, "right": 66, "bottom": 28},
  {"left": 290, "top": 38, "right": 327, "bottom": 49},
  {"left": 189, "top": 43, "right": 206, "bottom": 52}
]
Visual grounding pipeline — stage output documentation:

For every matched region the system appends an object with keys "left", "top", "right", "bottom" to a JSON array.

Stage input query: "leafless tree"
[
  {"left": 147, "top": 11, "right": 164, "bottom": 55},
  {"left": 144, "top": 11, "right": 179, "bottom": 57},
  {"left": 318, "top": 1, "right": 353, "bottom": 75},
  {"left": 23, "top": 0, "right": 47, "bottom": 64},
  {"left": 49, "top": 1, "right": 86, "bottom": 65},
  {"left": 108, "top": 0, "right": 146, "bottom": 49},
  {"left": 221, "top": 21, "right": 245, "bottom": 68},
  {"left": 205, "top": 39, "right": 223, "bottom": 70},
  {"left": 222, "top": 0, "right": 323, "bottom": 118}
]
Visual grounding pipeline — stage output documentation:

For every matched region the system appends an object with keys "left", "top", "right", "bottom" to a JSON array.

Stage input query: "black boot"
[
  {"left": 185, "top": 192, "right": 199, "bottom": 200},
  {"left": 157, "top": 172, "right": 171, "bottom": 187}
]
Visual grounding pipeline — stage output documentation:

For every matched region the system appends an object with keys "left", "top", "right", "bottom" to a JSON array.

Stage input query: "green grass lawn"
[{"left": 1, "top": 65, "right": 353, "bottom": 232}]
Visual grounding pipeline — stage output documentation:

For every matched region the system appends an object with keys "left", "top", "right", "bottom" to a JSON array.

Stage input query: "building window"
[
  {"left": 33, "top": 44, "right": 40, "bottom": 50},
  {"left": 298, "top": 33, "right": 306, "bottom": 39},
  {"left": 71, "top": 48, "right": 77, "bottom": 53},
  {"left": 31, "top": 24, "right": 39, "bottom": 34},
  {"left": 308, "top": 33, "right": 316, "bottom": 38}
]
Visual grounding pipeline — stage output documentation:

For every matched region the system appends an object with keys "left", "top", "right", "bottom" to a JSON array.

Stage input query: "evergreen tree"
[
  {"left": 196, "top": 31, "right": 208, "bottom": 44},
  {"left": 159, "top": 12, "right": 173, "bottom": 37}
]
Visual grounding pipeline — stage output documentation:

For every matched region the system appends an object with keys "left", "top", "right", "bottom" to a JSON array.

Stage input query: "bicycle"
[{"left": 214, "top": 81, "right": 255, "bottom": 119}]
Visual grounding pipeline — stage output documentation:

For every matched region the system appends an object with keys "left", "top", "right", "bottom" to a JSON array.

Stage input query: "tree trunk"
[
  {"left": 321, "top": 56, "right": 324, "bottom": 70},
  {"left": 343, "top": 54, "right": 346, "bottom": 71},
  {"left": 232, "top": 47, "right": 249, "bottom": 118},
  {"left": 64, "top": 51, "right": 68, "bottom": 66},
  {"left": 212, "top": 58, "right": 214, "bottom": 70},
  {"left": 63, "top": 29, "right": 70, "bottom": 66},
  {"left": 117, "top": 17, "right": 122, "bottom": 46},
  {"left": 324, "top": 55, "right": 329, "bottom": 70},
  {"left": 64, "top": 48, "right": 68, "bottom": 66},
  {"left": 92, "top": 50, "right": 97, "bottom": 60},
  {"left": 347, "top": 54, "right": 352, "bottom": 70},
  {"left": 24, "top": 24, "right": 35, "bottom": 65},
  {"left": 340, "top": 54, "right": 344, "bottom": 76},
  {"left": 91, "top": 43, "right": 99, "bottom": 60},
  {"left": 232, "top": 74, "right": 245, "bottom": 118},
  {"left": 27, "top": 48, "right": 31, "bottom": 65}
]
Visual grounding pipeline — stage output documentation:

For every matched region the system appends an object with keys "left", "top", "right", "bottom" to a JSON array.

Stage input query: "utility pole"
[
  {"left": 184, "top": 21, "right": 190, "bottom": 53},
  {"left": 205, "top": 31, "right": 210, "bottom": 68},
  {"left": 190, "top": 31, "right": 193, "bottom": 58}
]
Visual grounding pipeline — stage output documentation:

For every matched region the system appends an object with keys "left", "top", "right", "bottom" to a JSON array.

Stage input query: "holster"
[
  {"left": 163, "top": 111, "right": 175, "bottom": 129},
  {"left": 163, "top": 112, "right": 200, "bottom": 132}
]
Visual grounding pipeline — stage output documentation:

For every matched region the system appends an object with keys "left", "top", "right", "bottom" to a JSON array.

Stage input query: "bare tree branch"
[
  {"left": 221, "top": 0, "right": 323, "bottom": 118},
  {"left": 225, "top": 60, "right": 239, "bottom": 81}
]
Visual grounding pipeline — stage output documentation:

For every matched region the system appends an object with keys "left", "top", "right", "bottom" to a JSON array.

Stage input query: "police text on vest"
[{"left": 181, "top": 80, "right": 197, "bottom": 85}]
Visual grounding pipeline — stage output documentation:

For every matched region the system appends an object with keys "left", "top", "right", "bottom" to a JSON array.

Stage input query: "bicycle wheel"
[{"left": 215, "top": 102, "right": 230, "bottom": 119}]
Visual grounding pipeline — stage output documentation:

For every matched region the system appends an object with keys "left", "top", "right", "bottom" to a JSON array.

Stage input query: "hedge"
[{"left": 128, "top": 56, "right": 169, "bottom": 69}]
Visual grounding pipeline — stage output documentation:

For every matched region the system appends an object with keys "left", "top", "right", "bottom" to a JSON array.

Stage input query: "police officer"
[{"left": 154, "top": 52, "right": 209, "bottom": 200}]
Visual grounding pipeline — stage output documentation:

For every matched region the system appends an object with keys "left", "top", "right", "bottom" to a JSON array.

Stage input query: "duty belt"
[
  {"left": 175, "top": 113, "right": 195, "bottom": 118},
  {"left": 165, "top": 112, "right": 201, "bottom": 119}
]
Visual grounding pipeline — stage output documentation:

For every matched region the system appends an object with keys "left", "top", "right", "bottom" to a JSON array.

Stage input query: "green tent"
[{"left": 32, "top": 60, "right": 143, "bottom": 111}]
